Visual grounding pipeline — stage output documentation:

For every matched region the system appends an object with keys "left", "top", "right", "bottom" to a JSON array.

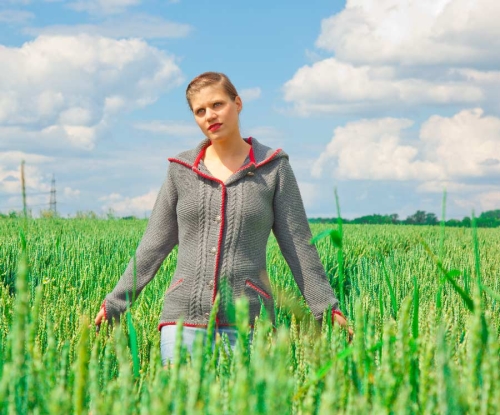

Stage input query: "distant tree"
[
  {"left": 352, "top": 214, "right": 399, "bottom": 225},
  {"left": 405, "top": 210, "right": 427, "bottom": 225},
  {"left": 446, "top": 219, "right": 462, "bottom": 227},
  {"left": 477, "top": 210, "right": 500, "bottom": 227},
  {"left": 425, "top": 212, "right": 438, "bottom": 225}
]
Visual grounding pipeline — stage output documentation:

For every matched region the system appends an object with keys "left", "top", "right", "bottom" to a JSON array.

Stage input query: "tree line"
[
  {"left": 309, "top": 209, "right": 500, "bottom": 228},
  {"left": 3, "top": 208, "right": 500, "bottom": 228}
]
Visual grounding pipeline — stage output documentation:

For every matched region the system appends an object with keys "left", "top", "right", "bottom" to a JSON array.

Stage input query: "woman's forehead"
[{"left": 191, "top": 85, "right": 228, "bottom": 106}]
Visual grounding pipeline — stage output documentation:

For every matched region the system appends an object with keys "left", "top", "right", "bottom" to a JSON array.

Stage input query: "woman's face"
[{"left": 190, "top": 84, "right": 242, "bottom": 142}]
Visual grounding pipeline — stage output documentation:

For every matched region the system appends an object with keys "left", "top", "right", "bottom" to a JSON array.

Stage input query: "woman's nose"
[{"left": 206, "top": 108, "right": 217, "bottom": 121}]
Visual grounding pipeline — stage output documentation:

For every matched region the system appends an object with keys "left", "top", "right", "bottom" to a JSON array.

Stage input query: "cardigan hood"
[{"left": 168, "top": 137, "right": 287, "bottom": 184}]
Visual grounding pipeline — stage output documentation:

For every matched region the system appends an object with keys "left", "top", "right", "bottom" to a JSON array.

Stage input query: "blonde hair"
[{"left": 186, "top": 72, "right": 239, "bottom": 111}]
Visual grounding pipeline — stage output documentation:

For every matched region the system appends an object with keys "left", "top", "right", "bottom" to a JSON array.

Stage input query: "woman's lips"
[{"left": 208, "top": 123, "right": 222, "bottom": 132}]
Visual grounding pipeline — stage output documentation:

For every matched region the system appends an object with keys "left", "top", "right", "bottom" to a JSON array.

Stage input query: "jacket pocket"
[
  {"left": 245, "top": 279, "right": 271, "bottom": 299},
  {"left": 166, "top": 278, "right": 184, "bottom": 295}
]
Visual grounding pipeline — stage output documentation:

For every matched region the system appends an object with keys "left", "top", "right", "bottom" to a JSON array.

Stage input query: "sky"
[{"left": 1, "top": 0, "right": 499, "bottom": 220}]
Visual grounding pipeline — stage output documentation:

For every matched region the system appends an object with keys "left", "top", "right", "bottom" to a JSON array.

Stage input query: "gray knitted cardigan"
[{"left": 103, "top": 137, "right": 340, "bottom": 328}]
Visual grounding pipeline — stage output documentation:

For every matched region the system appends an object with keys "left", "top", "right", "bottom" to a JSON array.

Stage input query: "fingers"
[
  {"left": 94, "top": 308, "right": 105, "bottom": 326},
  {"left": 333, "top": 314, "right": 354, "bottom": 343}
]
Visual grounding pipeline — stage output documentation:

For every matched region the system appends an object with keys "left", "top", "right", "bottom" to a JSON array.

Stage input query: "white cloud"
[
  {"left": 283, "top": 0, "right": 500, "bottom": 116},
  {"left": 63, "top": 187, "right": 81, "bottom": 197},
  {"left": 313, "top": 108, "right": 500, "bottom": 185},
  {"left": 420, "top": 108, "right": 500, "bottom": 178},
  {"left": 100, "top": 189, "right": 158, "bottom": 216},
  {"left": 454, "top": 191, "right": 500, "bottom": 214},
  {"left": 0, "top": 151, "right": 53, "bottom": 202},
  {"left": 312, "top": 117, "right": 440, "bottom": 180},
  {"left": 316, "top": 0, "right": 500, "bottom": 67},
  {"left": 283, "top": 58, "right": 484, "bottom": 115},
  {"left": 68, "top": 0, "right": 141, "bottom": 15},
  {"left": 239, "top": 87, "right": 261, "bottom": 102},
  {"left": 0, "top": 9, "right": 34, "bottom": 24},
  {"left": 25, "top": 14, "right": 192, "bottom": 39},
  {"left": 0, "top": 34, "right": 183, "bottom": 150},
  {"left": 134, "top": 121, "right": 199, "bottom": 137}
]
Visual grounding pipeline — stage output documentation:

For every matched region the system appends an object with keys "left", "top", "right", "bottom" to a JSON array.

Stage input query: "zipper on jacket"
[{"left": 245, "top": 280, "right": 271, "bottom": 299}]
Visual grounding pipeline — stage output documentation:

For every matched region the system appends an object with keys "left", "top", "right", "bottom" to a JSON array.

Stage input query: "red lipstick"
[{"left": 208, "top": 123, "right": 222, "bottom": 132}]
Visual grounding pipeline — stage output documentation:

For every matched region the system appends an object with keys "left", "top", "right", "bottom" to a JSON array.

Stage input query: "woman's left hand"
[{"left": 333, "top": 313, "right": 354, "bottom": 343}]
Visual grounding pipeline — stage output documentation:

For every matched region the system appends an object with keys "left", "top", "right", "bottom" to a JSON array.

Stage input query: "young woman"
[{"left": 94, "top": 72, "right": 351, "bottom": 365}]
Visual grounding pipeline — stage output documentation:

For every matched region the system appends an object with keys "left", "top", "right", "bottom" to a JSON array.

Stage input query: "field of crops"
[{"left": 1, "top": 217, "right": 500, "bottom": 414}]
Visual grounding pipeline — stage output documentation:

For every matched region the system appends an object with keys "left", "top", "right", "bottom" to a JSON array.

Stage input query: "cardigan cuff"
[{"left": 331, "top": 308, "right": 345, "bottom": 322}]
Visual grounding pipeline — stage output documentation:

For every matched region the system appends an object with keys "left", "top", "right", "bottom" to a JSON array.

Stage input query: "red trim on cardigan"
[
  {"left": 168, "top": 158, "right": 193, "bottom": 169},
  {"left": 166, "top": 278, "right": 184, "bottom": 293},
  {"left": 332, "top": 309, "right": 345, "bottom": 321},
  {"left": 247, "top": 137, "right": 256, "bottom": 163},
  {"left": 193, "top": 144, "right": 208, "bottom": 168},
  {"left": 189, "top": 167, "right": 226, "bottom": 327},
  {"left": 255, "top": 148, "right": 282, "bottom": 168},
  {"left": 245, "top": 280, "right": 271, "bottom": 299}
]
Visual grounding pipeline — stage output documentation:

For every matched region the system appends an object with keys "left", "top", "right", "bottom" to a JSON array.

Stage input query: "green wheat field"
[{"left": 1, "top": 217, "right": 499, "bottom": 414}]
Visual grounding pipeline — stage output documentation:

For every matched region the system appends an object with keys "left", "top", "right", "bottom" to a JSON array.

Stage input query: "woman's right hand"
[{"left": 94, "top": 305, "right": 106, "bottom": 331}]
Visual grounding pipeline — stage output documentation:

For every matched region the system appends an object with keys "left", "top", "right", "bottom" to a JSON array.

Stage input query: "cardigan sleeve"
[
  {"left": 271, "top": 157, "right": 340, "bottom": 322},
  {"left": 103, "top": 164, "right": 179, "bottom": 323}
]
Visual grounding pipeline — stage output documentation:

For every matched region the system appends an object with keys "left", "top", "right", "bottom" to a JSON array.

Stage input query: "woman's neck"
[{"left": 206, "top": 135, "right": 250, "bottom": 162}]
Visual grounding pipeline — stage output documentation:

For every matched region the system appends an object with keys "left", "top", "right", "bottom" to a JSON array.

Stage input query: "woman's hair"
[{"left": 186, "top": 72, "right": 239, "bottom": 111}]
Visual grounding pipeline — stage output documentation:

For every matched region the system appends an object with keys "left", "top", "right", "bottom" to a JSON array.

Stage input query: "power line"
[{"left": 0, "top": 192, "right": 50, "bottom": 199}]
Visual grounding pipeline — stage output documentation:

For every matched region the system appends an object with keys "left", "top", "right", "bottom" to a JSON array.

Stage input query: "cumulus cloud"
[
  {"left": 420, "top": 108, "right": 500, "bottom": 178},
  {"left": 239, "top": 87, "right": 261, "bottom": 102},
  {"left": 312, "top": 117, "right": 440, "bottom": 180},
  {"left": 100, "top": 189, "right": 158, "bottom": 216},
  {"left": 25, "top": 14, "right": 192, "bottom": 39},
  {"left": 316, "top": 0, "right": 500, "bottom": 67},
  {"left": 284, "top": 0, "right": 500, "bottom": 116},
  {"left": 283, "top": 58, "right": 484, "bottom": 115},
  {"left": 313, "top": 108, "right": 500, "bottom": 185},
  {"left": 0, "top": 34, "right": 184, "bottom": 150}
]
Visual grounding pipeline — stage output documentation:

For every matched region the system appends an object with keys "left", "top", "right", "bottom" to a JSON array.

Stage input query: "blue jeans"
[{"left": 160, "top": 325, "right": 250, "bottom": 366}]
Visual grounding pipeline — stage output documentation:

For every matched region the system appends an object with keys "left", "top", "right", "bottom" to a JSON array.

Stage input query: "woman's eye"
[
  {"left": 196, "top": 109, "right": 205, "bottom": 115},
  {"left": 214, "top": 102, "right": 222, "bottom": 107}
]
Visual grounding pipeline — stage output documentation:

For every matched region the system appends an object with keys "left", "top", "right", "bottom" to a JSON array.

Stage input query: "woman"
[{"left": 95, "top": 72, "right": 351, "bottom": 365}]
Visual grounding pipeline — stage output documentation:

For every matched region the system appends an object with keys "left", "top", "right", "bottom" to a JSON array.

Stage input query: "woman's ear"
[{"left": 235, "top": 95, "right": 243, "bottom": 113}]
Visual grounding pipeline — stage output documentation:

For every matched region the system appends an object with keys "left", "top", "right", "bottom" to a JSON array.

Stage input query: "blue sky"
[{"left": 1, "top": 0, "right": 499, "bottom": 219}]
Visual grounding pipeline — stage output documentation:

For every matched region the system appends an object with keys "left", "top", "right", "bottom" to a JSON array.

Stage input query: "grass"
[{"left": 0, "top": 217, "right": 500, "bottom": 414}]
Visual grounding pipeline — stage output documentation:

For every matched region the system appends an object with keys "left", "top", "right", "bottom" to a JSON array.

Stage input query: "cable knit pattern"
[{"left": 104, "top": 137, "right": 339, "bottom": 328}]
